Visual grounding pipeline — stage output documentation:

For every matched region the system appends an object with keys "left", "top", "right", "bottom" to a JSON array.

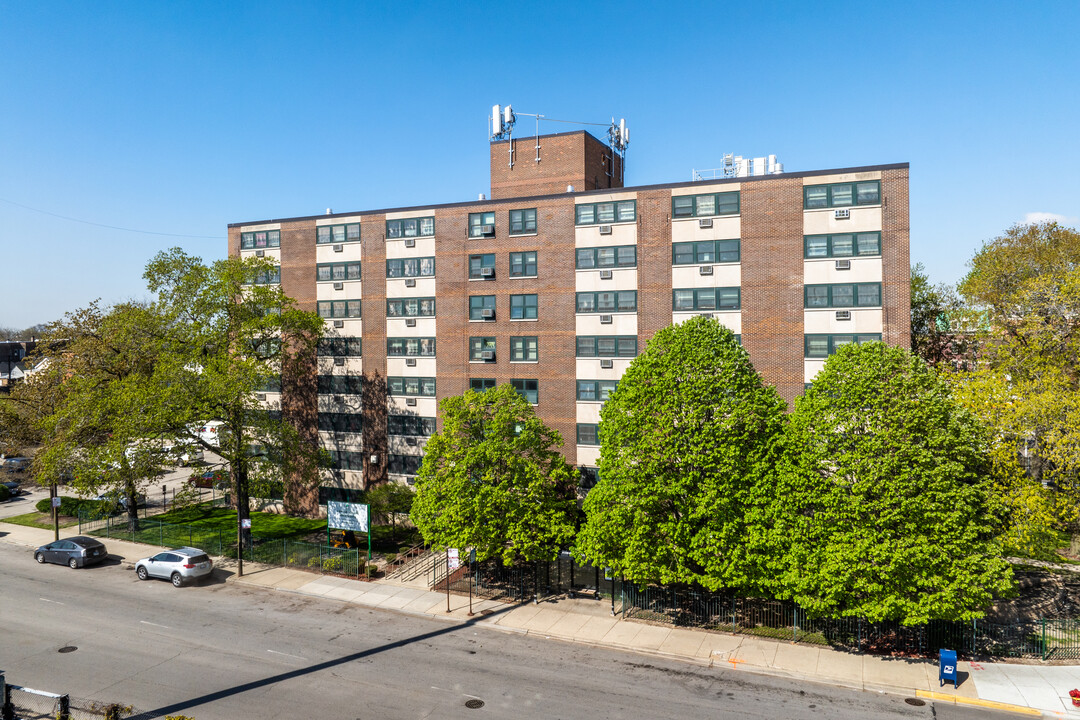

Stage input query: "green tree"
[
  {"left": 772, "top": 342, "right": 1013, "bottom": 623},
  {"left": 574, "top": 317, "right": 786, "bottom": 592},
  {"left": 366, "top": 481, "right": 415, "bottom": 543},
  {"left": 910, "top": 262, "right": 972, "bottom": 370},
  {"left": 410, "top": 384, "right": 578, "bottom": 564}
]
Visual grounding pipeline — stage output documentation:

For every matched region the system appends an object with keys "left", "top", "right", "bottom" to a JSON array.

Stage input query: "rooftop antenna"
[
  {"left": 607, "top": 118, "right": 630, "bottom": 185},
  {"left": 489, "top": 104, "right": 629, "bottom": 178},
  {"left": 490, "top": 104, "right": 517, "bottom": 168}
]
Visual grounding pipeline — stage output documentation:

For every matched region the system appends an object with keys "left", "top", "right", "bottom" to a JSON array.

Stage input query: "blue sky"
[{"left": 1, "top": 1, "right": 1077, "bottom": 328}]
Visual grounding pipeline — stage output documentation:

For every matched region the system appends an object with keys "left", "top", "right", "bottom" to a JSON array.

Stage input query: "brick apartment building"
[{"left": 228, "top": 130, "right": 909, "bottom": 501}]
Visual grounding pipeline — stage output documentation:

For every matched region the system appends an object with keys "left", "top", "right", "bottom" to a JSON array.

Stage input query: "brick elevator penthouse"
[{"left": 228, "top": 130, "right": 910, "bottom": 501}]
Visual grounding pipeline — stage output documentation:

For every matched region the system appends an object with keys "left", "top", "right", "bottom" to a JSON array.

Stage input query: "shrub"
[
  {"left": 366, "top": 564, "right": 379, "bottom": 578},
  {"left": 0, "top": 485, "right": 10, "bottom": 502},
  {"left": 384, "top": 553, "right": 397, "bottom": 564}
]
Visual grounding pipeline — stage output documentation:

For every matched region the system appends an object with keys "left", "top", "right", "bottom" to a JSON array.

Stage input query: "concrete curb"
[{"left": 916, "top": 689, "right": 1043, "bottom": 716}]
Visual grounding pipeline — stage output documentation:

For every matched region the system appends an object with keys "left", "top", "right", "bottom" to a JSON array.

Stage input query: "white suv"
[{"left": 135, "top": 547, "right": 214, "bottom": 587}]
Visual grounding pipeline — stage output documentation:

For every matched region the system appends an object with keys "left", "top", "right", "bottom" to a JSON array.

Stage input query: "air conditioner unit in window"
[
  {"left": 255, "top": 393, "right": 266, "bottom": 401},
  {"left": 600, "top": 314, "right": 613, "bottom": 324},
  {"left": 334, "top": 357, "right": 346, "bottom": 366},
  {"left": 405, "top": 397, "right": 417, "bottom": 407},
  {"left": 481, "top": 224, "right": 495, "bottom": 236},
  {"left": 404, "top": 238, "right": 416, "bottom": 248},
  {"left": 598, "top": 225, "right": 613, "bottom": 235},
  {"left": 599, "top": 270, "right": 613, "bottom": 280},
  {"left": 698, "top": 218, "right": 713, "bottom": 229},
  {"left": 406, "top": 358, "right": 417, "bottom": 367},
  {"left": 334, "top": 395, "right": 344, "bottom": 404},
  {"left": 369, "top": 454, "right": 379, "bottom": 465},
  {"left": 835, "top": 259, "right": 851, "bottom": 270},
  {"left": 406, "top": 437, "right": 417, "bottom": 446},
  {"left": 835, "top": 310, "right": 852, "bottom": 321},
  {"left": 699, "top": 313, "right": 714, "bottom": 319},
  {"left": 480, "top": 350, "right": 495, "bottom": 361},
  {"left": 600, "top": 359, "right": 614, "bottom": 369},
  {"left": 480, "top": 267, "right": 495, "bottom": 278},
  {"left": 699, "top": 265, "right": 714, "bottom": 275},
  {"left": 333, "top": 320, "right": 345, "bottom": 328},
  {"left": 256, "top": 250, "right": 265, "bottom": 257},
  {"left": 333, "top": 282, "right": 344, "bottom": 290},
  {"left": 333, "top": 244, "right": 344, "bottom": 252},
  {"left": 834, "top": 209, "right": 850, "bottom": 220},
  {"left": 405, "top": 318, "right": 417, "bottom": 327},
  {"left": 405, "top": 278, "right": 417, "bottom": 287},
  {"left": 481, "top": 308, "right": 495, "bottom": 319}
]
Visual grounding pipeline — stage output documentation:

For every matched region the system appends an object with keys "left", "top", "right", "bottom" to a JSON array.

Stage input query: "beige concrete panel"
[
  {"left": 521, "top": 608, "right": 565, "bottom": 633},
  {"left": 545, "top": 612, "right": 592, "bottom": 640},
  {"left": 803, "top": 207, "right": 881, "bottom": 235},
  {"left": 324, "top": 318, "right": 362, "bottom": 335},
  {"left": 576, "top": 358, "right": 632, "bottom": 380},
  {"left": 601, "top": 621, "right": 647, "bottom": 647},
  {"left": 316, "top": 244, "right": 361, "bottom": 263},
  {"left": 386, "top": 357, "right": 437, "bottom": 376},
  {"left": 240, "top": 248, "right": 281, "bottom": 261},
  {"left": 388, "top": 436, "right": 428, "bottom": 454},
  {"left": 803, "top": 170, "right": 882, "bottom": 185},
  {"left": 804, "top": 359, "right": 826, "bottom": 383},
  {"left": 385, "top": 209, "right": 438, "bottom": 221},
  {"left": 388, "top": 396, "right": 437, "bottom": 415},
  {"left": 657, "top": 628, "right": 709, "bottom": 658},
  {"left": 576, "top": 445, "right": 601, "bottom": 466},
  {"left": 575, "top": 268, "right": 638, "bottom": 292},
  {"left": 672, "top": 182, "right": 741, "bottom": 196},
  {"left": 812, "top": 649, "right": 864, "bottom": 684},
  {"left": 570, "top": 616, "right": 619, "bottom": 642},
  {"left": 672, "top": 264, "right": 741, "bottom": 288},
  {"left": 387, "top": 317, "right": 436, "bottom": 335},
  {"left": 803, "top": 258, "right": 882, "bottom": 284},
  {"left": 387, "top": 473, "right": 417, "bottom": 485},
  {"left": 316, "top": 281, "right": 362, "bottom": 301},
  {"left": 315, "top": 215, "right": 363, "bottom": 226},
  {"left": 386, "top": 277, "right": 436, "bottom": 298},
  {"left": 574, "top": 223, "right": 637, "bottom": 248},
  {"left": 803, "top": 309, "right": 883, "bottom": 334},
  {"left": 770, "top": 642, "right": 823, "bottom": 674},
  {"left": 576, "top": 402, "right": 602, "bottom": 424},
  {"left": 576, "top": 314, "right": 638, "bottom": 335},
  {"left": 576, "top": 190, "right": 639, "bottom": 203},
  {"left": 318, "top": 430, "right": 362, "bottom": 448},
  {"left": 317, "top": 395, "right": 361, "bottom": 413},
  {"left": 673, "top": 311, "right": 741, "bottom": 333},
  {"left": 385, "top": 236, "right": 437, "bottom": 258},
  {"left": 237, "top": 222, "right": 281, "bottom": 232},
  {"left": 317, "top": 357, "right": 362, "bottom": 374},
  {"left": 671, "top": 216, "right": 741, "bottom": 243}
]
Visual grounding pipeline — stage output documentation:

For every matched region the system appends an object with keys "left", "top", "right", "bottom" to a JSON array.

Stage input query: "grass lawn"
[
  {"left": 1, "top": 511, "right": 80, "bottom": 530},
  {"left": 153, "top": 504, "right": 325, "bottom": 539}
]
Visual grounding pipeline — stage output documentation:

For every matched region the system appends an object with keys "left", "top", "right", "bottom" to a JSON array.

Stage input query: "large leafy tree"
[
  {"left": 411, "top": 384, "right": 578, "bottom": 564},
  {"left": 910, "top": 262, "right": 973, "bottom": 370},
  {"left": 772, "top": 342, "right": 1013, "bottom": 624},
  {"left": 574, "top": 317, "right": 786, "bottom": 592}
]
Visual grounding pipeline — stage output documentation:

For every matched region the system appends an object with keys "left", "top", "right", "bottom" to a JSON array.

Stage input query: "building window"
[
  {"left": 386, "top": 216, "right": 435, "bottom": 239},
  {"left": 469, "top": 295, "right": 496, "bottom": 321},
  {"left": 386, "top": 257, "right": 435, "bottom": 278},
  {"left": 803, "top": 181, "right": 881, "bottom": 209},
  {"left": 468, "top": 253, "right": 496, "bottom": 279},
  {"left": 577, "top": 423, "right": 600, "bottom": 445},
  {"left": 576, "top": 336, "right": 637, "bottom": 357},
  {"left": 672, "top": 288, "right": 741, "bottom": 311},
  {"left": 804, "top": 283, "right": 882, "bottom": 308},
  {"left": 256, "top": 376, "right": 282, "bottom": 393},
  {"left": 510, "top": 294, "right": 537, "bottom": 319},
  {"left": 387, "top": 337, "right": 436, "bottom": 356},
  {"left": 576, "top": 379, "right": 618, "bottom": 402},
  {"left": 672, "top": 239, "right": 740, "bottom": 265},
  {"left": 576, "top": 245, "right": 637, "bottom": 269},
  {"left": 317, "top": 375, "right": 364, "bottom": 395},
  {"left": 388, "top": 376, "right": 436, "bottom": 396},
  {"left": 511, "top": 379, "right": 538, "bottom": 404},
  {"left": 317, "top": 413, "right": 364, "bottom": 433},
  {"left": 469, "top": 337, "right": 496, "bottom": 361},
  {"left": 509, "top": 251, "right": 537, "bottom": 277},
  {"left": 317, "top": 300, "right": 362, "bottom": 318},
  {"left": 388, "top": 415, "right": 436, "bottom": 436},
  {"left": 249, "top": 267, "right": 281, "bottom": 285},
  {"left": 318, "top": 337, "right": 362, "bottom": 356},
  {"left": 316, "top": 262, "right": 362, "bottom": 282},
  {"left": 804, "top": 232, "right": 881, "bottom": 258},
  {"left": 671, "top": 191, "right": 739, "bottom": 218},
  {"left": 327, "top": 452, "right": 366, "bottom": 473},
  {"left": 510, "top": 336, "right": 538, "bottom": 362},
  {"left": 468, "top": 211, "right": 496, "bottom": 238},
  {"left": 388, "top": 454, "right": 423, "bottom": 476},
  {"left": 470, "top": 378, "right": 496, "bottom": 392},
  {"left": 804, "top": 334, "right": 883, "bottom": 358},
  {"left": 579, "top": 466, "right": 601, "bottom": 489},
  {"left": 241, "top": 229, "right": 281, "bottom": 249},
  {"left": 316, "top": 223, "right": 360, "bottom": 245},
  {"left": 387, "top": 297, "right": 436, "bottom": 318},
  {"left": 575, "top": 200, "right": 636, "bottom": 226},
  {"left": 509, "top": 208, "right": 537, "bottom": 235},
  {"left": 576, "top": 291, "right": 637, "bottom": 313}
]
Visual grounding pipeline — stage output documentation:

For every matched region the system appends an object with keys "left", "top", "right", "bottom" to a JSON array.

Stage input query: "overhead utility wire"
[{"left": 0, "top": 196, "right": 223, "bottom": 239}]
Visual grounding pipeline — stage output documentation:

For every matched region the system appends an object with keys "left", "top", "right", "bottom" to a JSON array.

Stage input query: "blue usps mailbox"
[{"left": 939, "top": 648, "right": 958, "bottom": 688}]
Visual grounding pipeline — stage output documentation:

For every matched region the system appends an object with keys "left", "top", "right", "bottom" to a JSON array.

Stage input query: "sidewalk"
[{"left": 4, "top": 520, "right": 1080, "bottom": 718}]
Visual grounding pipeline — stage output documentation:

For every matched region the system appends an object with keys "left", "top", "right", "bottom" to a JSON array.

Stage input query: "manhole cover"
[
  {"left": 904, "top": 698, "right": 926, "bottom": 706},
  {"left": 464, "top": 699, "right": 485, "bottom": 709},
  {"left": 58, "top": 646, "right": 77, "bottom": 653}
]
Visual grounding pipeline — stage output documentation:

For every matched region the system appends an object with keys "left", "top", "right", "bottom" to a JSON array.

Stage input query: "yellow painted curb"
[{"left": 916, "top": 690, "right": 1042, "bottom": 716}]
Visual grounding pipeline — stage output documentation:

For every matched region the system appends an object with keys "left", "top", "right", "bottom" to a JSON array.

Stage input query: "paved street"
[{"left": 0, "top": 542, "right": 1017, "bottom": 720}]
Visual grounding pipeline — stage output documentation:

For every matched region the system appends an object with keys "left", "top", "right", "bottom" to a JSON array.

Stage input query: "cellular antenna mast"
[{"left": 489, "top": 104, "right": 629, "bottom": 178}]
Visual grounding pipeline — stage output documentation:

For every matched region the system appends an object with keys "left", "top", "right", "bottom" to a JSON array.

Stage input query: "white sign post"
[{"left": 327, "top": 501, "right": 371, "bottom": 561}]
